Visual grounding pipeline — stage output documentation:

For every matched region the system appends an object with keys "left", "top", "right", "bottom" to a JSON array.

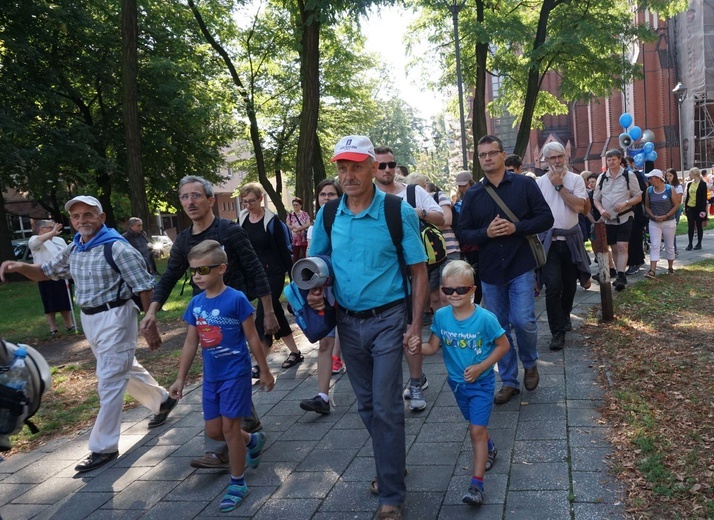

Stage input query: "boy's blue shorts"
[
  {"left": 448, "top": 373, "right": 496, "bottom": 427},
  {"left": 202, "top": 376, "right": 251, "bottom": 421}
]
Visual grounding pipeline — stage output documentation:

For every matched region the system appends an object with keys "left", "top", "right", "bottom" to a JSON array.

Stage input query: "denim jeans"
[
  {"left": 336, "top": 303, "right": 407, "bottom": 507},
  {"left": 481, "top": 270, "right": 539, "bottom": 389},
  {"left": 541, "top": 241, "right": 578, "bottom": 336}
]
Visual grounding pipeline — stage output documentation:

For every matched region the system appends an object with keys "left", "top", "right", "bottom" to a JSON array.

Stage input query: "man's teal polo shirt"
[{"left": 310, "top": 185, "right": 426, "bottom": 312}]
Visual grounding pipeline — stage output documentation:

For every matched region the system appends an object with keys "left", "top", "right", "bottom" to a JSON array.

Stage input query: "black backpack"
[{"left": 405, "top": 184, "right": 447, "bottom": 266}]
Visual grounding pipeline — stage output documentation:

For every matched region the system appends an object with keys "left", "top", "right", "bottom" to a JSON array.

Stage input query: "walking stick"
[{"left": 65, "top": 279, "right": 79, "bottom": 333}]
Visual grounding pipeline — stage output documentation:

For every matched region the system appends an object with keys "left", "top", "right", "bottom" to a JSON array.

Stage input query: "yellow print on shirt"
[{"left": 442, "top": 331, "right": 483, "bottom": 356}]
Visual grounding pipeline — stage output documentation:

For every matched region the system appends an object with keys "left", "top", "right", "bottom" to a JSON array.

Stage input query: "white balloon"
[{"left": 641, "top": 129, "right": 655, "bottom": 143}]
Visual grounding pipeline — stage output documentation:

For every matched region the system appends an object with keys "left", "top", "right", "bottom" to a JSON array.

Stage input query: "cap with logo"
[
  {"left": 331, "top": 136, "right": 376, "bottom": 163},
  {"left": 455, "top": 170, "right": 473, "bottom": 186},
  {"left": 65, "top": 195, "right": 103, "bottom": 214}
]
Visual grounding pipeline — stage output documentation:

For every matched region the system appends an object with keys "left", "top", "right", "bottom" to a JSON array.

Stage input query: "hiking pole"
[{"left": 65, "top": 279, "right": 80, "bottom": 334}]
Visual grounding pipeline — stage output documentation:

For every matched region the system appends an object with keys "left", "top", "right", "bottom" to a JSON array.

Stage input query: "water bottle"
[{"left": 0, "top": 346, "right": 29, "bottom": 391}]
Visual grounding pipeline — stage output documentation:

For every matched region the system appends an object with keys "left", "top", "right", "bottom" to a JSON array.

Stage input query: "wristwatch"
[
  {"left": 421, "top": 208, "right": 427, "bottom": 219},
  {"left": 555, "top": 184, "right": 564, "bottom": 192}
]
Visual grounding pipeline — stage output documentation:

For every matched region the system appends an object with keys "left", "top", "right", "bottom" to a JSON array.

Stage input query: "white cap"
[
  {"left": 330, "top": 135, "right": 376, "bottom": 162},
  {"left": 65, "top": 195, "right": 103, "bottom": 214},
  {"left": 645, "top": 169, "right": 664, "bottom": 181}
]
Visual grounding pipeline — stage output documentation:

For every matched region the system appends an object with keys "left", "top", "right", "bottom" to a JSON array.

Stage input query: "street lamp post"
[
  {"left": 673, "top": 82, "right": 687, "bottom": 171},
  {"left": 447, "top": 0, "right": 468, "bottom": 171}
]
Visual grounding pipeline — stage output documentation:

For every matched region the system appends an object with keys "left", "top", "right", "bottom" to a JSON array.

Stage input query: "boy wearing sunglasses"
[
  {"left": 408, "top": 260, "right": 509, "bottom": 506},
  {"left": 169, "top": 240, "right": 274, "bottom": 512}
]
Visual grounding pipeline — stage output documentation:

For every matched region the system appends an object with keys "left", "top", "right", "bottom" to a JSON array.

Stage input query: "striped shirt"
[
  {"left": 42, "top": 240, "right": 154, "bottom": 308},
  {"left": 437, "top": 191, "right": 461, "bottom": 255},
  {"left": 648, "top": 185, "right": 675, "bottom": 220}
]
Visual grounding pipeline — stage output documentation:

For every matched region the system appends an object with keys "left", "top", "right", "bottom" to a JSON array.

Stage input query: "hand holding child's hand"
[
  {"left": 169, "top": 380, "right": 183, "bottom": 400},
  {"left": 463, "top": 364, "right": 483, "bottom": 383},
  {"left": 259, "top": 370, "right": 275, "bottom": 392},
  {"left": 406, "top": 335, "right": 421, "bottom": 355}
]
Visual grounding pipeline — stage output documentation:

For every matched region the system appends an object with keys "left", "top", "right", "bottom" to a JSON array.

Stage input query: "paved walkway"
[{"left": 2, "top": 231, "right": 713, "bottom": 519}]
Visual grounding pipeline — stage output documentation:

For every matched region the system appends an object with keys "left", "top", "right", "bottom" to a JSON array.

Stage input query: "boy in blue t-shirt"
[
  {"left": 408, "top": 260, "right": 509, "bottom": 506},
  {"left": 169, "top": 240, "right": 274, "bottom": 513}
]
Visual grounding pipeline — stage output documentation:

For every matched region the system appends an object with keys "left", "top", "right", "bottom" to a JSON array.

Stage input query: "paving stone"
[
  {"left": 572, "top": 471, "right": 624, "bottom": 503},
  {"left": 488, "top": 410, "right": 519, "bottom": 429},
  {"left": 407, "top": 442, "right": 461, "bottom": 467},
  {"left": 250, "top": 497, "right": 322, "bottom": 519},
  {"left": 520, "top": 385, "right": 566, "bottom": 403},
  {"left": 404, "top": 490, "right": 443, "bottom": 519},
  {"left": 512, "top": 439, "right": 568, "bottom": 464},
  {"left": 405, "top": 464, "right": 454, "bottom": 492},
  {"left": 84, "top": 508, "right": 143, "bottom": 519},
  {"left": 332, "top": 412, "right": 365, "bottom": 430},
  {"left": 260, "top": 440, "right": 319, "bottom": 463},
  {"left": 12, "top": 476, "right": 86, "bottom": 504},
  {"left": 515, "top": 420, "right": 567, "bottom": 441},
  {"left": 571, "top": 447, "right": 612, "bottom": 472},
  {"left": 0, "top": 482, "right": 28, "bottom": 506},
  {"left": 276, "top": 421, "right": 333, "bottom": 441},
  {"left": 295, "top": 448, "right": 357, "bottom": 473},
  {"left": 113, "top": 444, "right": 178, "bottom": 468},
  {"left": 2, "top": 456, "right": 75, "bottom": 483},
  {"left": 130, "top": 456, "right": 195, "bottom": 481},
  {"left": 509, "top": 462, "right": 570, "bottom": 491},
  {"left": 425, "top": 405, "right": 464, "bottom": 423},
  {"left": 340, "top": 456, "right": 376, "bottom": 482},
  {"left": 572, "top": 501, "right": 627, "bottom": 519},
  {"left": 258, "top": 413, "right": 301, "bottom": 432},
  {"left": 437, "top": 503, "right": 504, "bottom": 519},
  {"left": 504, "top": 490, "right": 571, "bottom": 519},
  {"left": 311, "top": 426, "right": 370, "bottom": 450},
  {"left": 317, "top": 480, "right": 378, "bottom": 512},
  {"left": 569, "top": 427, "right": 612, "bottom": 448},
  {"left": 143, "top": 426, "right": 205, "bottom": 446},
  {"left": 244, "top": 461, "right": 297, "bottom": 487},
  {"left": 35, "top": 438, "right": 89, "bottom": 461},
  {"left": 251, "top": 389, "right": 290, "bottom": 405},
  {"left": 79, "top": 466, "right": 150, "bottom": 492},
  {"left": 0, "top": 503, "right": 50, "bottom": 520},
  {"left": 568, "top": 382, "right": 606, "bottom": 400},
  {"left": 415, "top": 422, "right": 468, "bottom": 443},
  {"left": 270, "top": 470, "right": 340, "bottom": 499},
  {"left": 313, "top": 512, "right": 373, "bottom": 520},
  {"left": 31, "top": 492, "right": 113, "bottom": 520},
  {"left": 101, "top": 479, "right": 178, "bottom": 510},
  {"left": 136, "top": 499, "right": 207, "bottom": 520},
  {"left": 517, "top": 402, "right": 566, "bottom": 422},
  {"left": 163, "top": 472, "right": 227, "bottom": 501}
]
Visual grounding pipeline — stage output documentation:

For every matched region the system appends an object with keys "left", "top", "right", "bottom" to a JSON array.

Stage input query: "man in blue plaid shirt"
[{"left": 1, "top": 195, "right": 177, "bottom": 473}]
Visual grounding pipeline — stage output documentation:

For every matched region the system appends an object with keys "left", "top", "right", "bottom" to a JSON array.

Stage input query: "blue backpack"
[{"left": 283, "top": 283, "right": 336, "bottom": 343}]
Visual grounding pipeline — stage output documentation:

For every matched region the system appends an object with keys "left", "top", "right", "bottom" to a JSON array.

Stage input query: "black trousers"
[{"left": 541, "top": 241, "right": 578, "bottom": 335}]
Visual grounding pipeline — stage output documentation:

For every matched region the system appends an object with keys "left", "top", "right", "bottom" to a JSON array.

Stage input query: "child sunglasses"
[
  {"left": 189, "top": 264, "right": 223, "bottom": 276},
  {"left": 441, "top": 286, "right": 474, "bottom": 295}
]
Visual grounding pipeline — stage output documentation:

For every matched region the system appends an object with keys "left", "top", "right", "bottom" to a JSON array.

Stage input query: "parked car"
[
  {"left": 12, "top": 239, "right": 33, "bottom": 263},
  {"left": 150, "top": 235, "right": 173, "bottom": 258}
]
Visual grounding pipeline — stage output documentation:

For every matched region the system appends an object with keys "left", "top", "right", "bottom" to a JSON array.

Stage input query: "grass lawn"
[
  {"left": 0, "top": 257, "right": 191, "bottom": 344},
  {"left": 581, "top": 260, "right": 714, "bottom": 518}
]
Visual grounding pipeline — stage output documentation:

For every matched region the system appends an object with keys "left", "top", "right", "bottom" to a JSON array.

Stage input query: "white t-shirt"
[
  {"left": 536, "top": 171, "right": 587, "bottom": 233},
  {"left": 393, "top": 184, "right": 443, "bottom": 215},
  {"left": 28, "top": 236, "right": 68, "bottom": 265}
]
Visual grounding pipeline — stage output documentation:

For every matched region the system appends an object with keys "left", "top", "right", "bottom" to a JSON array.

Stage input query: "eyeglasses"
[
  {"left": 242, "top": 198, "right": 258, "bottom": 205},
  {"left": 377, "top": 161, "right": 397, "bottom": 170},
  {"left": 189, "top": 264, "right": 223, "bottom": 276},
  {"left": 546, "top": 154, "right": 565, "bottom": 161},
  {"left": 441, "top": 286, "right": 474, "bottom": 295},
  {"left": 477, "top": 150, "right": 502, "bottom": 159},
  {"left": 179, "top": 192, "right": 205, "bottom": 201},
  {"left": 319, "top": 191, "right": 338, "bottom": 199}
]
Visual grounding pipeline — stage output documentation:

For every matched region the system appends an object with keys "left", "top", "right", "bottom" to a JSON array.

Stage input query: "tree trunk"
[
  {"left": 0, "top": 193, "right": 14, "bottom": 263},
  {"left": 471, "top": 0, "right": 488, "bottom": 180},
  {"left": 121, "top": 0, "right": 150, "bottom": 232},
  {"left": 295, "top": 1, "right": 320, "bottom": 214}
]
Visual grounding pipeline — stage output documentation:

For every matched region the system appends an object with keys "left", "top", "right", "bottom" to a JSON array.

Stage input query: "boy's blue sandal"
[
  {"left": 220, "top": 484, "right": 249, "bottom": 512},
  {"left": 246, "top": 432, "right": 266, "bottom": 469}
]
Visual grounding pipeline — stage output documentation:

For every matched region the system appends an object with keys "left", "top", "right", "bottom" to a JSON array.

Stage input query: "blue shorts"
[
  {"left": 448, "top": 373, "right": 496, "bottom": 427},
  {"left": 202, "top": 377, "right": 252, "bottom": 421}
]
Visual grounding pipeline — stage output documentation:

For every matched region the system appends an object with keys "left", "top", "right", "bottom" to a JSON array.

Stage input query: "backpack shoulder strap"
[
  {"left": 384, "top": 194, "right": 411, "bottom": 318},
  {"left": 322, "top": 198, "right": 340, "bottom": 243},
  {"left": 406, "top": 183, "right": 417, "bottom": 208},
  {"left": 103, "top": 242, "right": 125, "bottom": 302}
]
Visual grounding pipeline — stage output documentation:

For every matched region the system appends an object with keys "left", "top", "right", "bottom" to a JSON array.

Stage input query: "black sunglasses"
[
  {"left": 377, "top": 161, "right": 397, "bottom": 170},
  {"left": 441, "top": 286, "right": 474, "bottom": 295},
  {"left": 189, "top": 264, "right": 222, "bottom": 276}
]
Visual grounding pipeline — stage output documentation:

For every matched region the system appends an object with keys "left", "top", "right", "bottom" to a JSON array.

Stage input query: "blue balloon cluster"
[{"left": 619, "top": 113, "right": 656, "bottom": 167}]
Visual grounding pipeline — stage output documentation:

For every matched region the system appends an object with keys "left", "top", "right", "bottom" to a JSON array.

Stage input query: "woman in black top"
[
  {"left": 239, "top": 183, "right": 303, "bottom": 373},
  {"left": 683, "top": 168, "right": 708, "bottom": 250}
]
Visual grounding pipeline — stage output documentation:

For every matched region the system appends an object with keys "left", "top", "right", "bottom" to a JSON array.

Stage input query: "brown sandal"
[{"left": 281, "top": 351, "right": 304, "bottom": 369}]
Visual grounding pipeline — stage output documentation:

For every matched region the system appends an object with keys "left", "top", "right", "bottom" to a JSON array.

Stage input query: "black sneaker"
[
  {"left": 299, "top": 395, "right": 330, "bottom": 415},
  {"left": 609, "top": 267, "right": 617, "bottom": 277},
  {"left": 549, "top": 332, "right": 565, "bottom": 351},
  {"left": 462, "top": 486, "right": 484, "bottom": 506},
  {"left": 625, "top": 265, "right": 640, "bottom": 275},
  {"left": 148, "top": 396, "right": 178, "bottom": 428},
  {"left": 694, "top": 244, "right": 702, "bottom": 250},
  {"left": 75, "top": 451, "right": 118, "bottom": 473}
]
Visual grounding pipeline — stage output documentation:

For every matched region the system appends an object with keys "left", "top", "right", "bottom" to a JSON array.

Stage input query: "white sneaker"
[{"left": 403, "top": 374, "right": 428, "bottom": 399}]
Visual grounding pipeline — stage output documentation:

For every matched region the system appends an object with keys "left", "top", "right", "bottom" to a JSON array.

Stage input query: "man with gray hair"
[
  {"left": 593, "top": 149, "right": 642, "bottom": 291},
  {"left": 123, "top": 217, "right": 157, "bottom": 275},
  {"left": 536, "top": 143, "right": 590, "bottom": 351},
  {"left": 140, "top": 175, "right": 278, "bottom": 468}
]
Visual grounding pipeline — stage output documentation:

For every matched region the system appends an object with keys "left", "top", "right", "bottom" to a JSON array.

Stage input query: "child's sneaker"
[
  {"left": 331, "top": 356, "right": 345, "bottom": 375},
  {"left": 486, "top": 445, "right": 498, "bottom": 471},
  {"left": 245, "top": 432, "right": 266, "bottom": 469},
  {"left": 462, "top": 486, "right": 484, "bottom": 506},
  {"left": 220, "top": 483, "right": 249, "bottom": 512}
]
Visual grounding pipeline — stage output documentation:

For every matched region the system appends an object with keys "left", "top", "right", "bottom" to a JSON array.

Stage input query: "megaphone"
[{"left": 618, "top": 132, "right": 632, "bottom": 149}]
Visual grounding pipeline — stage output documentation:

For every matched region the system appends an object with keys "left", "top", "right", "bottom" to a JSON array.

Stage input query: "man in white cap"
[
  {"left": 0, "top": 195, "right": 177, "bottom": 473},
  {"left": 308, "top": 136, "right": 427, "bottom": 520}
]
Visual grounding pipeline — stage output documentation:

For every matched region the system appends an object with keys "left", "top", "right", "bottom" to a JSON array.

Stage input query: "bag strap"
[
  {"left": 406, "top": 183, "right": 417, "bottom": 208},
  {"left": 484, "top": 184, "right": 520, "bottom": 223},
  {"left": 103, "top": 242, "right": 126, "bottom": 302}
]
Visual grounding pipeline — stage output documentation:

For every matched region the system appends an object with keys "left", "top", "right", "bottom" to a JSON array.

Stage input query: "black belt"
[
  {"left": 82, "top": 299, "right": 129, "bottom": 316},
  {"left": 338, "top": 299, "right": 403, "bottom": 319}
]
